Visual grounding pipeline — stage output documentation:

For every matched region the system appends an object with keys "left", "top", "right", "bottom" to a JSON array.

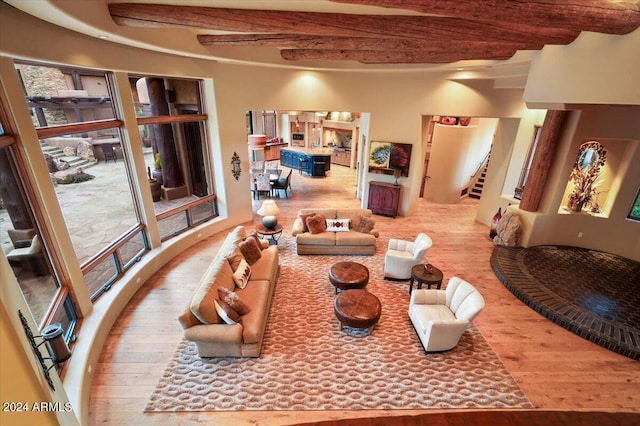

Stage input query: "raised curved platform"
[{"left": 491, "top": 245, "right": 640, "bottom": 360}]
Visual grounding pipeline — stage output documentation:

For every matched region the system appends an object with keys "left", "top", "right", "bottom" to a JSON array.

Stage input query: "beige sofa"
[
  {"left": 292, "top": 208, "right": 379, "bottom": 255},
  {"left": 178, "top": 226, "right": 279, "bottom": 357}
]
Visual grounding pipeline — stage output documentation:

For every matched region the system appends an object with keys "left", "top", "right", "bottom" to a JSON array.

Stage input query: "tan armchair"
[
  {"left": 6, "top": 234, "right": 48, "bottom": 276},
  {"left": 408, "top": 277, "right": 485, "bottom": 352},
  {"left": 383, "top": 233, "right": 432, "bottom": 279}
]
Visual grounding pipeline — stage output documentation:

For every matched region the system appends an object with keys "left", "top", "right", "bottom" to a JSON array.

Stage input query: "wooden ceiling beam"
[
  {"left": 330, "top": 0, "right": 640, "bottom": 35},
  {"left": 280, "top": 49, "right": 516, "bottom": 64},
  {"left": 109, "top": 3, "right": 578, "bottom": 44},
  {"left": 197, "top": 34, "right": 544, "bottom": 52}
]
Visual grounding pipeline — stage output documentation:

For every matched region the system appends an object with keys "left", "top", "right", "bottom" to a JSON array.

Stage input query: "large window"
[
  {"left": 16, "top": 62, "right": 147, "bottom": 300},
  {"left": 0, "top": 98, "right": 77, "bottom": 351},
  {"left": 129, "top": 75, "right": 217, "bottom": 241}
]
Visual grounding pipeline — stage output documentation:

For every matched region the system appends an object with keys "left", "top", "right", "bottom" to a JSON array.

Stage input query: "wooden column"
[
  {"left": 145, "top": 78, "right": 183, "bottom": 189},
  {"left": 519, "top": 110, "right": 569, "bottom": 212}
]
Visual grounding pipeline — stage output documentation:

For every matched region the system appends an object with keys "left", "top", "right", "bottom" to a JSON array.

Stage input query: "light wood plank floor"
[{"left": 89, "top": 165, "right": 640, "bottom": 425}]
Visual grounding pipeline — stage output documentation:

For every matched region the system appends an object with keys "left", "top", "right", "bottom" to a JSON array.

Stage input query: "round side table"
[
  {"left": 409, "top": 264, "right": 443, "bottom": 294},
  {"left": 255, "top": 223, "right": 283, "bottom": 245}
]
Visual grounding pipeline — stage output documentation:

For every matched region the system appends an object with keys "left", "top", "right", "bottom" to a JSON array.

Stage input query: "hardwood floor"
[{"left": 89, "top": 165, "right": 640, "bottom": 425}]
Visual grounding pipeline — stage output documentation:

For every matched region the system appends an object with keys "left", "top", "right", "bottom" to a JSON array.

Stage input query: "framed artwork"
[
  {"left": 627, "top": 187, "right": 640, "bottom": 222},
  {"left": 368, "top": 141, "right": 412, "bottom": 177}
]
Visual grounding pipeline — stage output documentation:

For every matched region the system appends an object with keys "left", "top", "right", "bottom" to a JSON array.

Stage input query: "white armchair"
[
  {"left": 408, "top": 277, "right": 485, "bottom": 352},
  {"left": 383, "top": 233, "right": 432, "bottom": 279}
]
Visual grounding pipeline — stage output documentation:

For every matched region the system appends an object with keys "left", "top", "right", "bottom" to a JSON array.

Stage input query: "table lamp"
[{"left": 257, "top": 199, "right": 281, "bottom": 230}]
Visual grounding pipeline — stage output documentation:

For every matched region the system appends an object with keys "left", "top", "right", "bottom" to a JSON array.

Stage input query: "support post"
[{"left": 519, "top": 110, "right": 569, "bottom": 212}]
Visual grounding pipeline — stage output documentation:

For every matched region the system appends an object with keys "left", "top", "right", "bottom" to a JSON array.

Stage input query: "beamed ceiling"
[
  {"left": 5, "top": 1, "right": 640, "bottom": 72},
  {"left": 108, "top": 0, "right": 639, "bottom": 65}
]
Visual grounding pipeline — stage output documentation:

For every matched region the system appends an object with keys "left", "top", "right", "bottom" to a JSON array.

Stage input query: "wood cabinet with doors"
[
  {"left": 331, "top": 149, "right": 351, "bottom": 167},
  {"left": 264, "top": 144, "right": 281, "bottom": 161},
  {"left": 368, "top": 181, "right": 401, "bottom": 217}
]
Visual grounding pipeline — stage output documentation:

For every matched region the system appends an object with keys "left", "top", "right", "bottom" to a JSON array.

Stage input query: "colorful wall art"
[{"left": 368, "top": 141, "right": 412, "bottom": 177}]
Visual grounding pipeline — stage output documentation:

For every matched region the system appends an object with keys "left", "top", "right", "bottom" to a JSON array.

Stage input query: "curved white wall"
[{"left": 428, "top": 124, "right": 479, "bottom": 203}]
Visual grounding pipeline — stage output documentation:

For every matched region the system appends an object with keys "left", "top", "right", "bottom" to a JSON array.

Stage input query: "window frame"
[
  {"left": 0, "top": 90, "right": 79, "bottom": 353},
  {"left": 15, "top": 61, "right": 151, "bottom": 303}
]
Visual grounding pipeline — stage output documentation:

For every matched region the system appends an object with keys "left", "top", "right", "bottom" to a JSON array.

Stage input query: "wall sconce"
[
  {"left": 231, "top": 151, "right": 241, "bottom": 180},
  {"left": 18, "top": 311, "right": 72, "bottom": 391}
]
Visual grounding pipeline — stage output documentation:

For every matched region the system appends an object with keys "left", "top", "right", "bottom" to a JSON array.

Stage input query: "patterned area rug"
[
  {"left": 491, "top": 245, "right": 640, "bottom": 360},
  {"left": 145, "top": 237, "right": 532, "bottom": 412}
]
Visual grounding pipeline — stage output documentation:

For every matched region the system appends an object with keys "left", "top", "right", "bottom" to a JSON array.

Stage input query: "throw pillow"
[
  {"left": 326, "top": 218, "right": 350, "bottom": 232},
  {"left": 217, "top": 287, "right": 251, "bottom": 315},
  {"left": 351, "top": 214, "right": 375, "bottom": 234},
  {"left": 232, "top": 258, "right": 252, "bottom": 289},
  {"left": 214, "top": 299, "right": 240, "bottom": 324},
  {"left": 299, "top": 213, "right": 316, "bottom": 233},
  {"left": 247, "top": 231, "right": 265, "bottom": 251},
  {"left": 225, "top": 246, "right": 244, "bottom": 271},
  {"left": 306, "top": 214, "right": 327, "bottom": 234},
  {"left": 239, "top": 237, "right": 262, "bottom": 265}
]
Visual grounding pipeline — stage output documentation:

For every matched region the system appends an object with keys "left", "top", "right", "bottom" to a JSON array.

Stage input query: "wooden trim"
[
  {"left": 40, "top": 286, "right": 67, "bottom": 328},
  {"left": 136, "top": 114, "right": 207, "bottom": 125},
  {"left": 155, "top": 193, "right": 217, "bottom": 221},
  {"left": 80, "top": 224, "right": 146, "bottom": 273},
  {"left": 35, "top": 119, "right": 123, "bottom": 139},
  {"left": 0, "top": 134, "right": 15, "bottom": 149}
]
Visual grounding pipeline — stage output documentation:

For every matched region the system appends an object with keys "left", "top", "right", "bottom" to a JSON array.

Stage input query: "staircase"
[
  {"left": 468, "top": 165, "right": 487, "bottom": 199},
  {"left": 466, "top": 147, "right": 492, "bottom": 200},
  {"left": 40, "top": 141, "right": 97, "bottom": 171}
]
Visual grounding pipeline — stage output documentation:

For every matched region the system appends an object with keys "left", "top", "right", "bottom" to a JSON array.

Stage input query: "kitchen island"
[{"left": 280, "top": 147, "right": 332, "bottom": 177}]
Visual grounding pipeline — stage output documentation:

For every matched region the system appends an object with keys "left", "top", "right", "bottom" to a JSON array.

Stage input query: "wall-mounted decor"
[
  {"left": 368, "top": 141, "right": 412, "bottom": 177},
  {"left": 439, "top": 116, "right": 458, "bottom": 125},
  {"left": 231, "top": 151, "right": 241, "bottom": 180},
  {"left": 567, "top": 140, "right": 606, "bottom": 212}
]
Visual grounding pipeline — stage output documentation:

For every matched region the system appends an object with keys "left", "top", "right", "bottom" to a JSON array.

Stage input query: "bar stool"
[{"left": 299, "top": 158, "right": 308, "bottom": 175}]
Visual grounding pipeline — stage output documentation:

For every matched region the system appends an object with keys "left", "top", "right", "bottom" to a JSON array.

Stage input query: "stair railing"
[{"left": 471, "top": 147, "right": 492, "bottom": 179}]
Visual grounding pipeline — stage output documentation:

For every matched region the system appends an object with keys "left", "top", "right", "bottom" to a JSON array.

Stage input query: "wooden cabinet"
[
  {"left": 264, "top": 144, "right": 281, "bottom": 161},
  {"left": 368, "top": 181, "right": 400, "bottom": 217},
  {"left": 331, "top": 149, "right": 351, "bottom": 167}
]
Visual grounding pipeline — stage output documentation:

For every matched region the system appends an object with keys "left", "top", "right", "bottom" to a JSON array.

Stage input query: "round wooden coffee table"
[
  {"left": 329, "top": 261, "right": 369, "bottom": 294},
  {"left": 409, "top": 263, "right": 443, "bottom": 294},
  {"left": 333, "top": 289, "right": 381, "bottom": 335}
]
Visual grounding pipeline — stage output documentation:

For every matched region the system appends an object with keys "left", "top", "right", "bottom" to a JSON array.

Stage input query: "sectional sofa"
[{"left": 178, "top": 226, "right": 279, "bottom": 357}]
